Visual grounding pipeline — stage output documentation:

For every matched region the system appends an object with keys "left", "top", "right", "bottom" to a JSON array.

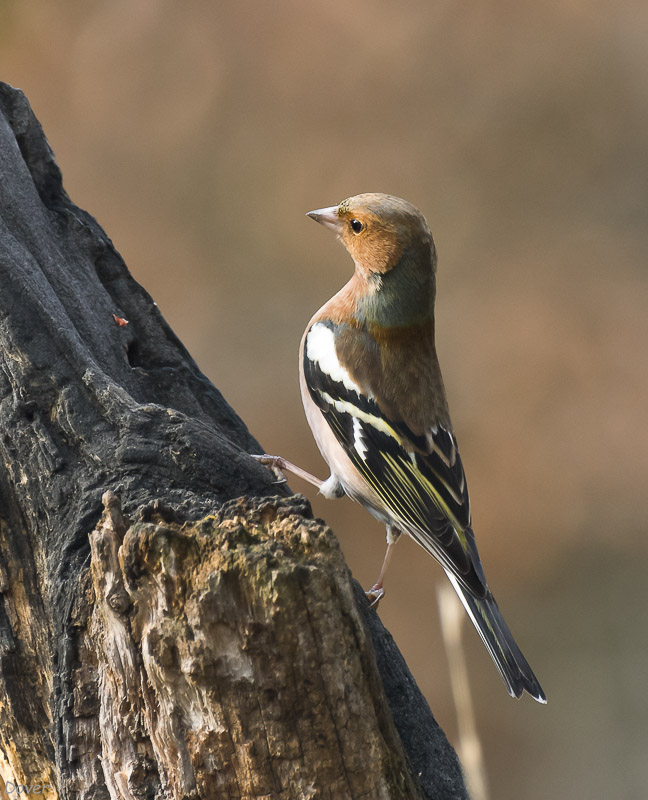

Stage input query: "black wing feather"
[{"left": 304, "top": 328, "right": 486, "bottom": 598}]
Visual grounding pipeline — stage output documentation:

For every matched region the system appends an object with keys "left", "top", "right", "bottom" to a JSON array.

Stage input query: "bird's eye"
[{"left": 350, "top": 219, "right": 364, "bottom": 234}]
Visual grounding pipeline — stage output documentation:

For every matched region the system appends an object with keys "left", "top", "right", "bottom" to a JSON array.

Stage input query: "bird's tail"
[{"left": 446, "top": 571, "right": 546, "bottom": 703}]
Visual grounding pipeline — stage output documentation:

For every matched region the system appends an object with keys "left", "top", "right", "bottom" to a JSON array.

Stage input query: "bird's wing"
[{"left": 303, "top": 321, "right": 487, "bottom": 598}]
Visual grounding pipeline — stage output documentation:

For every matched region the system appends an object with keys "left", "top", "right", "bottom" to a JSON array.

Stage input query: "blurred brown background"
[{"left": 2, "top": 2, "right": 647, "bottom": 797}]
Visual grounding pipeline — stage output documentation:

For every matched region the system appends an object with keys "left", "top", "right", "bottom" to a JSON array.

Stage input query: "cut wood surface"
[{"left": 0, "top": 82, "right": 466, "bottom": 800}]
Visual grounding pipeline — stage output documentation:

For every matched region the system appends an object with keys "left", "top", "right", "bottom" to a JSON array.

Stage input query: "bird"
[{"left": 253, "top": 193, "right": 546, "bottom": 703}]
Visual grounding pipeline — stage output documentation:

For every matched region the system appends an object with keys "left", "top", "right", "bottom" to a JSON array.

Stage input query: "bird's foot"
[
  {"left": 365, "top": 583, "right": 385, "bottom": 609},
  {"left": 250, "top": 454, "right": 288, "bottom": 484}
]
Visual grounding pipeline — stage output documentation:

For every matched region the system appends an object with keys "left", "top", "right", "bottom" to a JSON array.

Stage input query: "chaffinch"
[{"left": 254, "top": 193, "right": 545, "bottom": 703}]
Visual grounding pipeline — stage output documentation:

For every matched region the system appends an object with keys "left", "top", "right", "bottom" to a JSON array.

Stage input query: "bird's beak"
[{"left": 306, "top": 205, "right": 343, "bottom": 234}]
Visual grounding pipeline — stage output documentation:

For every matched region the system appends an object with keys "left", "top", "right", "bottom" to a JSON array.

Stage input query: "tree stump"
[{"left": 0, "top": 82, "right": 466, "bottom": 800}]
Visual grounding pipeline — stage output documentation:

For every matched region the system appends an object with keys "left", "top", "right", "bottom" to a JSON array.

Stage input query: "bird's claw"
[
  {"left": 365, "top": 584, "right": 385, "bottom": 609},
  {"left": 251, "top": 454, "right": 288, "bottom": 484}
]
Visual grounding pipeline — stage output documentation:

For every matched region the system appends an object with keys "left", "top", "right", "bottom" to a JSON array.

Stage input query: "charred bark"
[{"left": 0, "top": 83, "right": 466, "bottom": 800}]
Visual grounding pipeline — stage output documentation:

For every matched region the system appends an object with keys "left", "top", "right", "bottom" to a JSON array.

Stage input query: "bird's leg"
[
  {"left": 252, "top": 454, "right": 346, "bottom": 500},
  {"left": 365, "top": 525, "right": 402, "bottom": 608},
  {"left": 251, "top": 454, "right": 324, "bottom": 490}
]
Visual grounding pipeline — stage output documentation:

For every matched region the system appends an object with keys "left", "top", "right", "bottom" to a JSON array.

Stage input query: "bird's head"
[
  {"left": 307, "top": 193, "right": 437, "bottom": 326},
  {"left": 306, "top": 193, "right": 435, "bottom": 278}
]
